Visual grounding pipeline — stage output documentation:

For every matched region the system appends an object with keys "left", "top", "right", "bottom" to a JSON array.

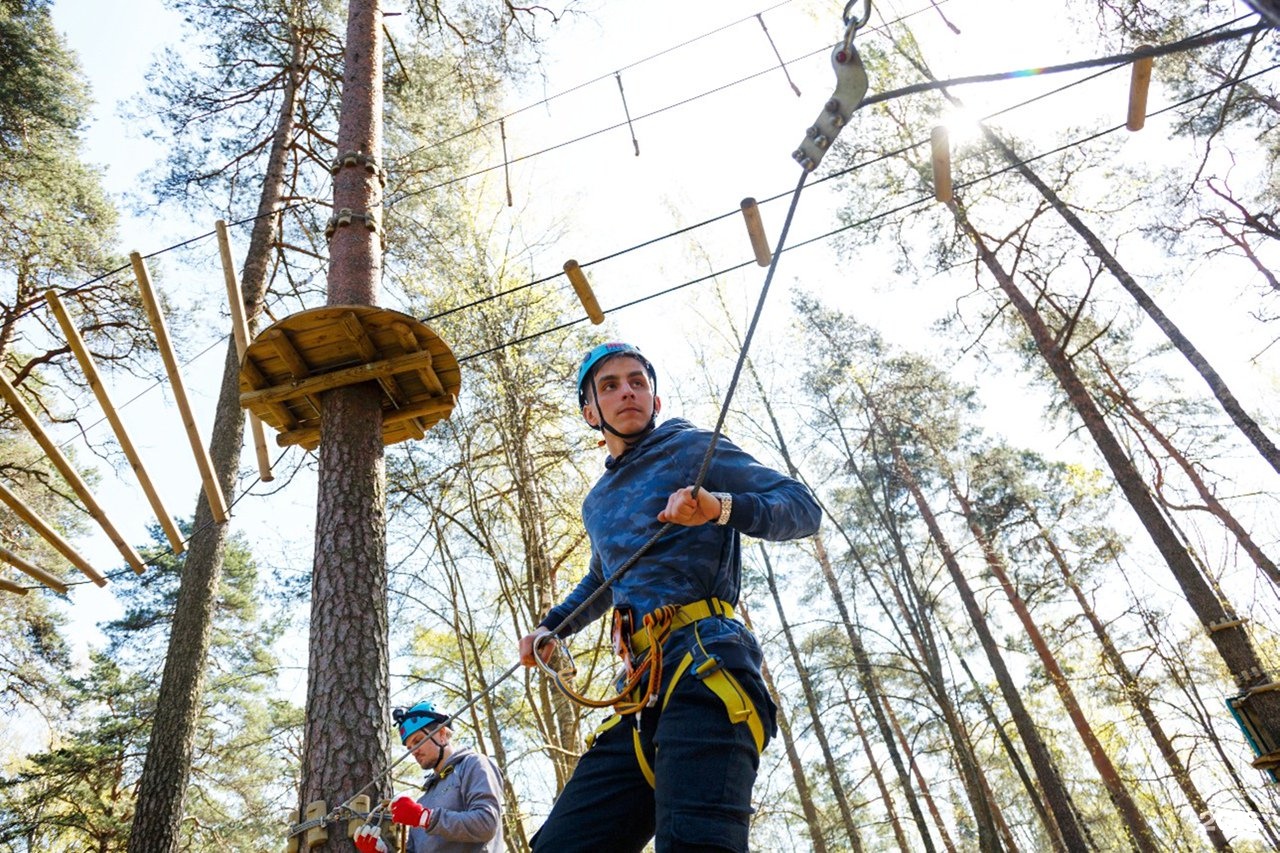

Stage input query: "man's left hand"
[
  {"left": 658, "top": 486, "right": 721, "bottom": 526},
  {"left": 390, "top": 795, "right": 433, "bottom": 828}
]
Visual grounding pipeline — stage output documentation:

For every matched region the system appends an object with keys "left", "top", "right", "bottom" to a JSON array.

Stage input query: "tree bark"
[{"left": 300, "top": 1, "right": 391, "bottom": 849}]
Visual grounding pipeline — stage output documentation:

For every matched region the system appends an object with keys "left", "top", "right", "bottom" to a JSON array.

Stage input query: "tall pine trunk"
[
  {"left": 955, "top": 202, "right": 1280, "bottom": 752},
  {"left": 300, "top": 3, "right": 390, "bottom": 849},
  {"left": 127, "top": 32, "right": 303, "bottom": 853},
  {"left": 884, "top": 434, "right": 1089, "bottom": 850},
  {"left": 949, "top": 476, "right": 1159, "bottom": 852}
]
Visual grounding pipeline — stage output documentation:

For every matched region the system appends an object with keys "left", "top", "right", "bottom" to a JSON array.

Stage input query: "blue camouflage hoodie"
[{"left": 540, "top": 418, "right": 821, "bottom": 675}]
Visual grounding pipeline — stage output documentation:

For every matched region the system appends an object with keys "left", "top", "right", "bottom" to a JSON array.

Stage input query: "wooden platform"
[{"left": 239, "top": 306, "right": 460, "bottom": 451}]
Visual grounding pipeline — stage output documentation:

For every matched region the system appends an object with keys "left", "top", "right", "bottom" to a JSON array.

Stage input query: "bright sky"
[{"left": 37, "top": 0, "right": 1279, "bottom": 718}]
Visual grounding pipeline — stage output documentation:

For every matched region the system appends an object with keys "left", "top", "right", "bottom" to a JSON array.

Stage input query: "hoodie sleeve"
[
  {"left": 423, "top": 754, "right": 504, "bottom": 843},
  {"left": 538, "top": 549, "right": 612, "bottom": 636},
  {"left": 707, "top": 435, "right": 821, "bottom": 541}
]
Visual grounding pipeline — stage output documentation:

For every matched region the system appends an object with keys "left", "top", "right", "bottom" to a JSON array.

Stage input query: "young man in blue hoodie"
[{"left": 519, "top": 342, "right": 821, "bottom": 852}]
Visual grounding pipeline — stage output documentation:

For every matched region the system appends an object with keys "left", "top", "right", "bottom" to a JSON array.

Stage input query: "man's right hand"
[{"left": 519, "top": 627, "right": 556, "bottom": 667}]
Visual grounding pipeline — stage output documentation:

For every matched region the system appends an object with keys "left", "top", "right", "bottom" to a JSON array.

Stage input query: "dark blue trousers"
[{"left": 530, "top": 660, "right": 772, "bottom": 853}]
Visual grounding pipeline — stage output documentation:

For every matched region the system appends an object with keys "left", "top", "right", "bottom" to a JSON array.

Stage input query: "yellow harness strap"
[
  {"left": 629, "top": 598, "right": 734, "bottom": 653},
  {"left": 585, "top": 707, "right": 657, "bottom": 788}
]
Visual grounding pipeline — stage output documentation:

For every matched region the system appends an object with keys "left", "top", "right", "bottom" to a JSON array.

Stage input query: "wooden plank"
[
  {"left": 276, "top": 393, "right": 455, "bottom": 448},
  {"left": 265, "top": 327, "right": 311, "bottom": 380},
  {"left": 217, "top": 220, "right": 276, "bottom": 483},
  {"left": 391, "top": 322, "right": 445, "bottom": 396},
  {"left": 0, "top": 373, "right": 144, "bottom": 575},
  {"left": 0, "top": 479, "right": 105, "bottom": 585},
  {"left": 240, "top": 350, "right": 437, "bottom": 407},
  {"left": 46, "top": 290, "right": 186, "bottom": 554},
  {"left": 131, "top": 251, "right": 230, "bottom": 524},
  {"left": 0, "top": 546, "right": 67, "bottom": 594}
]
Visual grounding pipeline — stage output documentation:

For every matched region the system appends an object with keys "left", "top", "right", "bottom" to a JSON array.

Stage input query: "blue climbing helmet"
[
  {"left": 393, "top": 700, "right": 450, "bottom": 744},
  {"left": 575, "top": 342, "right": 658, "bottom": 410}
]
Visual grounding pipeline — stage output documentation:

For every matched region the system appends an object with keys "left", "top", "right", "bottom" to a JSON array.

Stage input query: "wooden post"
[
  {"left": 0, "top": 545, "right": 67, "bottom": 593},
  {"left": 0, "top": 480, "right": 105, "bottom": 585},
  {"left": 0, "top": 574, "right": 27, "bottom": 595},
  {"left": 931, "top": 126, "right": 953, "bottom": 203},
  {"left": 45, "top": 290, "right": 186, "bottom": 554},
  {"left": 215, "top": 220, "right": 275, "bottom": 483},
  {"left": 739, "top": 198, "right": 772, "bottom": 267},
  {"left": 130, "top": 251, "right": 230, "bottom": 522},
  {"left": 563, "top": 260, "right": 605, "bottom": 324},
  {"left": 0, "top": 372, "right": 145, "bottom": 574},
  {"left": 1127, "top": 48, "right": 1154, "bottom": 132}
]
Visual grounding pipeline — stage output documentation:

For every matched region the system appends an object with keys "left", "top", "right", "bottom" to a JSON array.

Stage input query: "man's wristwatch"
[{"left": 713, "top": 492, "right": 733, "bottom": 526}]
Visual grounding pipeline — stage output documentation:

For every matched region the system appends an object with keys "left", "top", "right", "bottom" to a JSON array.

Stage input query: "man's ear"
[
  {"left": 653, "top": 395, "right": 662, "bottom": 415},
  {"left": 583, "top": 403, "right": 599, "bottom": 427}
]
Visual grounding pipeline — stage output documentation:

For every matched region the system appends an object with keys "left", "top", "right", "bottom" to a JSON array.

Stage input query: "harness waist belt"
[{"left": 629, "top": 598, "right": 735, "bottom": 653}]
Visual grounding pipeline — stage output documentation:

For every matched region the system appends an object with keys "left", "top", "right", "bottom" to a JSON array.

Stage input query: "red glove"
[
  {"left": 390, "top": 795, "right": 432, "bottom": 828},
  {"left": 354, "top": 825, "right": 388, "bottom": 853}
]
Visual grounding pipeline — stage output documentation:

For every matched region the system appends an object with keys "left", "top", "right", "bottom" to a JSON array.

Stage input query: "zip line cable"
[
  {"left": 19, "top": 54, "right": 1274, "bottom": 597},
  {"left": 8, "top": 20, "right": 1267, "bottom": 597}
]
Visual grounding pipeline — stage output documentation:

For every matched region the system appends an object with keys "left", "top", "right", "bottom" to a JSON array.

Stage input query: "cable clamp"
[
  {"left": 792, "top": 28, "right": 869, "bottom": 171},
  {"left": 330, "top": 150, "right": 386, "bottom": 185},
  {"left": 324, "top": 208, "right": 384, "bottom": 245}
]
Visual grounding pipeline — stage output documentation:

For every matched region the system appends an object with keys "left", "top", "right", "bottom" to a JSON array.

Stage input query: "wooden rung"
[
  {"left": 0, "top": 545, "right": 67, "bottom": 594},
  {"left": 130, "top": 252, "right": 230, "bottom": 524},
  {"left": 215, "top": 220, "right": 274, "bottom": 483},
  {"left": 1127, "top": 48, "right": 1154, "bottom": 132},
  {"left": 0, "top": 373, "right": 144, "bottom": 575},
  {"left": 303, "top": 800, "right": 328, "bottom": 849},
  {"left": 931, "top": 126, "right": 953, "bottom": 203},
  {"left": 0, "top": 574, "right": 27, "bottom": 595},
  {"left": 0, "top": 480, "right": 105, "bottom": 585},
  {"left": 740, "top": 198, "right": 772, "bottom": 267},
  {"left": 45, "top": 289, "right": 185, "bottom": 555},
  {"left": 564, "top": 260, "right": 605, "bottom": 325}
]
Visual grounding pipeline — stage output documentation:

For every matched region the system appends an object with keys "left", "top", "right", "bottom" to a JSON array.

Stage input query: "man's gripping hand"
[
  {"left": 354, "top": 825, "right": 388, "bottom": 853},
  {"left": 657, "top": 485, "right": 722, "bottom": 526},
  {"left": 519, "top": 626, "right": 555, "bottom": 667},
  {"left": 390, "top": 795, "right": 432, "bottom": 828}
]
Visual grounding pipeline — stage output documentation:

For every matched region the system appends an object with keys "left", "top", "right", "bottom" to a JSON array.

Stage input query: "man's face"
[
  {"left": 405, "top": 726, "right": 448, "bottom": 770},
  {"left": 583, "top": 355, "right": 660, "bottom": 433}
]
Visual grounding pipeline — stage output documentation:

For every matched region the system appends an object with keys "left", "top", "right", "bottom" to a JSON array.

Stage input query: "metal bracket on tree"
[{"left": 791, "top": 0, "right": 871, "bottom": 172}]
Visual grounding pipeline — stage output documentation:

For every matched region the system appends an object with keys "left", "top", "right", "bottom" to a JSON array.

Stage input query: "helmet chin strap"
[{"left": 589, "top": 382, "right": 655, "bottom": 444}]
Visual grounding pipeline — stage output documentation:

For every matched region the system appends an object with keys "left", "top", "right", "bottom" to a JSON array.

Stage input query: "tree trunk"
[
  {"left": 740, "top": 600, "right": 830, "bottom": 853},
  {"left": 126, "top": 30, "right": 302, "bottom": 853},
  {"left": 981, "top": 128, "right": 1280, "bottom": 479},
  {"left": 1033, "top": 520, "right": 1234, "bottom": 852},
  {"left": 886, "top": 439, "right": 1090, "bottom": 851},
  {"left": 879, "top": 694, "right": 959, "bottom": 853},
  {"left": 1094, "top": 356, "right": 1280, "bottom": 589},
  {"left": 300, "top": 2, "right": 390, "bottom": 849},
  {"left": 949, "top": 478, "right": 1159, "bottom": 852},
  {"left": 955, "top": 201, "right": 1280, "bottom": 749},
  {"left": 759, "top": 545, "right": 865, "bottom": 853},
  {"left": 843, "top": 680, "right": 913, "bottom": 853}
]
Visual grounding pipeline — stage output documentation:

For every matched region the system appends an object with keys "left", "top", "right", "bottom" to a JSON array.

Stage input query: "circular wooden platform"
[{"left": 238, "top": 306, "right": 460, "bottom": 450}]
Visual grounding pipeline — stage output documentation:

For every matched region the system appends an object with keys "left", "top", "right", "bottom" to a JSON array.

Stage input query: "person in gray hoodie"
[{"left": 355, "top": 700, "right": 504, "bottom": 853}]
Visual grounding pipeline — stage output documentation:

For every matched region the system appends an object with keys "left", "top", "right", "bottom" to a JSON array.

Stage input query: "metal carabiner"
[{"left": 842, "top": 0, "right": 872, "bottom": 51}]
